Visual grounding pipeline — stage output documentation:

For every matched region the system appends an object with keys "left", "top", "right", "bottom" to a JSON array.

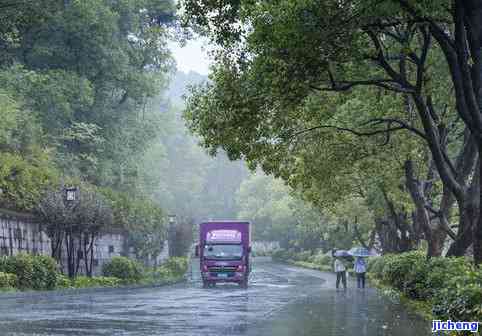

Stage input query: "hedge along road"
[{"left": 0, "top": 257, "right": 429, "bottom": 336}]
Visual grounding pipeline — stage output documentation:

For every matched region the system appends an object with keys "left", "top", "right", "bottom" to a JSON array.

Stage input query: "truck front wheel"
[
  {"left": 239, "top": 279, "right": 248, "bottom": 289},
  {"left": 203, "top": 280, "right": 216, "bottom": 288}
]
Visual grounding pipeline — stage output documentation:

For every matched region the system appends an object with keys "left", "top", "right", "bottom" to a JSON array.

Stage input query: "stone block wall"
[
  {"left": 0, "top": 213, "right": 51, "bottom": 257},
  {"left": 0, "top": 209, "right": 169, "bottom": 275}
]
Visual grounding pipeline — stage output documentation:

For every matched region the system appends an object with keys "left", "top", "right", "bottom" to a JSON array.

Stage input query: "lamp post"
[
  {"left": 168, "top": 214, "right": 176, "bottom": 257},
  {"left": 65, "top": 186, "right": 78, "bottom": 203}
]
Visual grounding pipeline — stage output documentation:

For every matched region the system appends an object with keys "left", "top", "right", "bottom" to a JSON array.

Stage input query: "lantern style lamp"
[{"left": 65, "top": 187, "right": 78, "bottom": 202}]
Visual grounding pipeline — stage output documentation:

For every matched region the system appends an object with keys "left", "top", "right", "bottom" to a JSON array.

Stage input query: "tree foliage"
[{"left": 181, "top": 0, "right": 482, "bottom": 261}]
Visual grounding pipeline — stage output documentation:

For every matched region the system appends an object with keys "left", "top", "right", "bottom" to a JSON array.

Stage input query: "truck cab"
[{"left": 197, "top": 221, "right": 251, "bottom": 288}]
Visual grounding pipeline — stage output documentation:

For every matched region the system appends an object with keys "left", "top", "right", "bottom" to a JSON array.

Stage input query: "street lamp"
[
  {"left": 167, "top": 214, "right": 176, "bottom": 257},
  {"left": 168, "top": 214, "right": 176, "bottom": 225},
  {"left": 65, "top": 187, "right": 78, "bottom": 203}
]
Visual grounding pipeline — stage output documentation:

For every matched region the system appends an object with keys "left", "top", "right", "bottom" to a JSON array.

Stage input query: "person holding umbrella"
[
  {"left": 332, "top": 249, "right": 348, "bottom": 290},
  {"left": 354, "top": 257, "right": 367, "bottom": 288},
  {"left": 349, "top": 247, "right": 373, "bottom": 289}
]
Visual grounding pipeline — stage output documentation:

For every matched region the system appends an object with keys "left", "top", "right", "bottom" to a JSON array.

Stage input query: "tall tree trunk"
[
  {"left": 83, "top": 233, "right": 95, "bottom": 277},
  {"left": 51, "top": 231, "right": 63, "bottom": 263},
  {"left": 353, "top": 218, "right": 368, "bottom": 249},
  {"left": 83, "top": 234, "right": 88, "bottom": 276},
  {"left": 475, "top": 144, "right": 482, "bottom": 264},
  {"left": 65, "top": 232, "right": 77, "bottom": 278},
  {"left": 89, "top": 233, "right": 95, "bottom": 277},
  {"left": 404, "top": 160, "right": 445, "bottom": 257},
  {"left": 447, "top": 160, "right": 480, "bottom": 256},
  {"left": 381, "top": 187, "right": 415, "bottom": 252},
  {"left": 460, "top": 0, "right": 482, "bottom": 265}
]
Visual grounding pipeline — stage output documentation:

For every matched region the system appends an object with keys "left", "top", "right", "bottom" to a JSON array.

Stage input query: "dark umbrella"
[
  {"left": 348, "top": 247, "right": 376, "bottom": 257},
  {"left": 333, "top": 250, "right": 351, "bottom": 257}
]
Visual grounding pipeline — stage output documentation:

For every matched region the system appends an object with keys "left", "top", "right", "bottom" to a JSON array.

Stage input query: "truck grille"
[{"left": 208, "top": 266, "right": 237, "bottom": 272}]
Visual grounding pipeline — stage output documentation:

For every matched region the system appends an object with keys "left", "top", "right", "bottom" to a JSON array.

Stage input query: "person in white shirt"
[
  {"left": 333, "top": 257, "right": 346, "bottom": 289},
  {"left": 354, "top": 257, "right": 367, "bottom": 288}
]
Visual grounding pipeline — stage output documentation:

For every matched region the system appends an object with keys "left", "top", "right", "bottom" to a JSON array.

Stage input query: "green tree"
[{"left": 181, "top": 0, "right": 481, "bottom": 262}]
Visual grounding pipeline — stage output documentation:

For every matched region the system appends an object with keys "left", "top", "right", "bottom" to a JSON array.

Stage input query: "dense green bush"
[
  {"left": 432, "top": 266, "right": 482, "bottom": 322},
  {"left": 1, "top": 253, "right": 34, "bottom": 289},
  {"left": 0, "top": 254, "right": 187, "bottom": 291},
  {"left": 162, "top": 257, "right": 188, "bottom": 276},
  {"left": 427, "top": 257, "right": 474, "bottom": 292},
  {"left": 370, "top": 252, "right": 482, "bottom": 324},
  {"left": 271, "top": 249, "right": 287, "bottom": 261},
  {"left": 72, "top": 276, "right": 122, "bottom": 288},
  {"left": 272, "top": 248, "right": 295, "bottom": 262},
  {"left": 148, "top": 257, "right": 189, "bottom": 282},
  {"left": 367, "top": 256, "right": 385, "bottom": 275},
  {"left": 294, "top": 251, "right": 312, "bottom": 262},
  {"left": 380, "top": 251, "right": 431, "bottom": 299},
  {"left": 0, "top": 272, "right": 17, "bottom": 288},
  {"left": 310, "top": 252, "right": 332, "bottom": 266},
  {"left": 0, "top": 254, "right": 59, "bottom": 290},
  {"left": 272, "top": 248, "right": 335, "bottom": 272},
  {"left": 102, "top": 256, "right": 143, "bottom": 283},
  {"left": 273, "top": 248, "right": 333, "bottom": 265},
  {"left": 32, "top": 255, "right": 59, "bottom": 290},
  {"left": 56, "top": 274, "right": 72, "bottom": 288},
  {"left": 151, "top": 266, "right": 173, "bottom": 279}
]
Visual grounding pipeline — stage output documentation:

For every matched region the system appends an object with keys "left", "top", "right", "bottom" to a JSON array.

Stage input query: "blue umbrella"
[
  {"left": 333, "top": 250, "right": 351, "bottom": 257},
  {"left": 348, "top": 247, "right": 375, "bottom": 257}
]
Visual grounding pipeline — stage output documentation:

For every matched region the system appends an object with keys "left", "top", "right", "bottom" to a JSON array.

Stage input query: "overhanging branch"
[{"left": 288, "top": 124, "right": 406, "bottom": 139}]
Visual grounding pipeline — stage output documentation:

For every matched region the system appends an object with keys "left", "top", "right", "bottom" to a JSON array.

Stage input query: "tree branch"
[
  {"left": 288, "top": 124, "right": 407, "bottom": 139},
  {"left": 365, "top": 29, "right": 415, "bottom": 91},
  {"left": 311, "top": 78, "right": 414, "bottom": 94},
  {"left": 363, "top": 118, "right": 427, "bottom": 140}
]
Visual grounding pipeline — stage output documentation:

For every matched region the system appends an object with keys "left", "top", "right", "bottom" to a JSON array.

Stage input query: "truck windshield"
[{"left": 204, "top": 244, "right": 243, "bottom": 259}]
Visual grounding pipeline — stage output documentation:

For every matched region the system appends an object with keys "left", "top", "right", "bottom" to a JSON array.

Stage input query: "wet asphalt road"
[{"left": 0, "top": 258, "right": 429, "bottom": 336}]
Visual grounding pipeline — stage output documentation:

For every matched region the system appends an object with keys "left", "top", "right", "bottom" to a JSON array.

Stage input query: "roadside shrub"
[
  {"left": 427, "top": 257, "right": 473, "bottom": 293},
  {"left": 31, "top": 255, "right": 58, "bottom": 290},
  {"left": 72, "top": 276, "right": 92, "bottom": 288},
  {"left": 56, "top": 274, "right": 72, "bottom": 288},
  {"left": 0, "top": 254, "right": 59, "bottom": 290},
  {"left": 271, "top": 249, "right": 288, "bottom": 261},
  {"left": 102, "top": 256, "right": 143, "bottom": 283},
  {"left": 433, "top": 269, "right": 482, "bottom": 321},
  {"left": 0, "top": 272, "right": 17, "bottom": 288},
  {"left": 432, "top": 264, "right": 482, "bottom": 322},
  {"left": 311, "top": 252, "right": 332, "bottom": 266},
  {"left": 294, "top": 251, "right": 312, "bottom": 262},
  {"left": 272, "top": 248, "right": 296, "bottom": 262},
  {"left": 1, "top": 253, "right": 34, "bottom": 289},
  {"left": 371, "top": 252, "right": 482, "bottom": 323},
  {"left": 253, "top": 250, "right": 272, "bottom": 257},
  {"left": 153, "top": 266, "right": 173, "bottom": 279},
  {"left": 162, "top": 257, "right": 188, "bottom": 277},
  {"left": 72, "top": 276, "right": 121, "bottom": 288},
  {"left": 379, "top": 251, "right": 431, "bottom": 299},
  {"left": 367, "top": 256, "right": 383, "bottom": 275}
]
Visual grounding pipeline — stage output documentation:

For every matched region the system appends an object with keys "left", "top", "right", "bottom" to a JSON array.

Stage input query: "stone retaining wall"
[{"left": 0, "top": 209, "right": 168, "bottom": 275}]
